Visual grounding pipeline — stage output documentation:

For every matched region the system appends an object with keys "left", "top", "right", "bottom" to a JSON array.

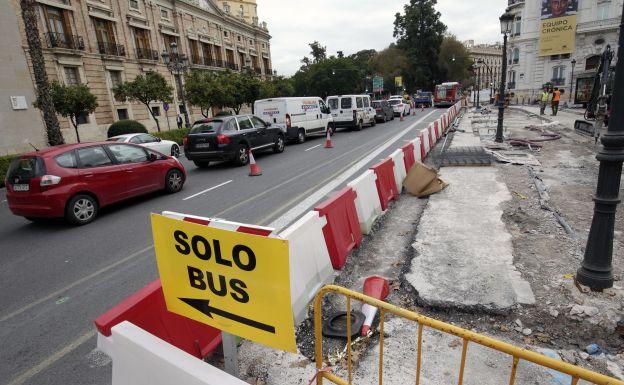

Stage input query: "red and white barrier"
[
  {"left": 347, "top": 170, "right": 383, "bottom": 235},
  {"left": 162, "top": 211, "right": 274, "bottom": 236},
  {"left": 389, "top": 149, "right": 406, "bottom": 192},
  {"left": 279, "top": 211, "right": 334, "bottom": 323},
  {"left": 411, "top": 137, "right": 422, "bottom": 162},
  {"left": 421, "top": 128, "right": 431, "bottom": 155},
  {"left": 109, "top": 321, "right": 246, "bottom": 385}
]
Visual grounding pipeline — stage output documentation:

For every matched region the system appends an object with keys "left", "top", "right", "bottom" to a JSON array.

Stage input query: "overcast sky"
[{"left": 257, "top": 0, "right": 508, "bottom": 76}]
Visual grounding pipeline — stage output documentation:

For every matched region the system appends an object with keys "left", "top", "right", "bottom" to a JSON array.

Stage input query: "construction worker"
[
  {"left": 540, "top": 88, "right": 549, "bottom": 115},
  {"left": 551, "top": 87, "right": 561, "bottom": 116}
]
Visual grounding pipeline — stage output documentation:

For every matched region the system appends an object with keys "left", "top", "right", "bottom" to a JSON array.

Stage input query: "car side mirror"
[
  {"left": 149, "top": 153, "right": 158, "bottom": 162},
  {"left": 156, "top": 137, "right": 162, "bottom": 142},
  {"left": 266, "top": 122, "right": 272, "bottom": 127}
]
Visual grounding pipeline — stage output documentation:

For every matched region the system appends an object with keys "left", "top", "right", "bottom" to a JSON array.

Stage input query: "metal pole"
[
  {"left": 177, "top": 73, "right": 190, "bottom": 128},
  {"left": 576, "top": 9, "right": 624, "bottom": 289},
  {"left": 569, "top": 61, "right": 576, "bottom": 103},
  {"left": 476, "top": 67, "right": 481, "bottom": 108},
  {"left": 495, "top": 32, "right": 508, "bottom": 143}
]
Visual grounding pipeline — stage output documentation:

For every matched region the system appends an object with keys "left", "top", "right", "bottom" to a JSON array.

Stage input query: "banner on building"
[{"left": 539, "top": 0, "right": 578, "bottom": 56}]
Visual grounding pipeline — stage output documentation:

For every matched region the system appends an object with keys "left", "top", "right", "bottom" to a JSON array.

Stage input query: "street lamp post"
[
  {"left": 496, "top": 11, "right": 514, "bottom": 143},
  {"left": 569, "top": 58, "right": 577, "bottom": 103},
  {"left": 477, "top": 58, "right": 493, "bottom": 104},
  {"left": 576, "top": 9, "right": 624, "bottom": 290},
  {"left": 476, "top": 64, "right": 482, "bottom": 108},
  {"left": 162, "top": 42, "right": 190, "bottom": 128}
]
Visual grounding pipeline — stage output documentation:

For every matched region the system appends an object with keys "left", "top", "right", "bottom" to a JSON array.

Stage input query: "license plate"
[
  {"left": 13, "top": 184, "right": 29, "bottom": 192},
  {"left": 195, "top": 143, "right": 210, "bottom": 149}
]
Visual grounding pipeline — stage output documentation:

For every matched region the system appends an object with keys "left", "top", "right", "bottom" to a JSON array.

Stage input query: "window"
[
  {"left": 223, "top": 30, "right": 229, "bottom": 37},
  {"left": 512, "top": 48, "right": 520, "bottom": 64},
  {"left": 249, "top": 39, "right": 253, "bottom": 45},
  {"left": 107, "top": 144, "right": 148, "bottom": 164},
  {"left": 151, "top": 106, "right": 161, "bottom": 116},
  {"left": 221, "top": 119, "right": 237, "bottom": 132},
  {"left": 552, "top": 66, "right": 566, "bottom": 84},
  {"left": 340, "top": 98, "right": 352, "bottom": 109},
  {"left": 237, "top": 116, "right": 254, "bottom": 130},
  {"left": 237, "top": 35, "right": 241, "bottom": 42},
  {"left": 509, "top": 70, "right": 516, "bottom": 87},
  {"left": 160, "top": 8, "right": 169, "bottom": 19},
  {"left": 55, "top": 151, "right": 77, "bottom": 169},
  {"left": 109, "top": 70, "right": 122, "bottom": 88},
  {"left": 77, "top": 146, "right": 113, "bottom": 168},
  {"left": 93, "top": 18, "right": 116, "bottom": 47},
  {"left": 129, "top": 0, "right": 139, "bottom": 10},
  {"left": 137, "top": 134, "right": 158, "bottom": 143},
  {"left": 513, "top": 17, "right": 522, "bottom": 36},
  {"left": 250, "top": 116, "right": 267, "bottom": 128},
  {"left": 597, "top": 1, "right": 610, "bottom": 20},
  {"left": 262, "top": 43, "right": 265, "bottom": 48},
  {"left": 64, "top": 66, "right": 80, "bottom": 85},
  {"left": 162, "top": 35, "right": 177, "bottom": 53},
  {"left": 129, "top": 136, "right": 141, "bottom": 143},
  {"left": 116, "top": 109, "right": 128, "bottom": 121},
  {"left": 363, "top": 97, "right": 370, "bottom": 108},
  {"left": 356, "top": 97, "right": 363, "bottom": 108},
  {"left": 550, "top": 53, "right": 570, "bottom": 60},
  {"left": 76, "top": 112, "right": 89, "bottom": 125},
  {"left": 328, "top": 98, "right": 338, "bottom": 109},
  {"left": 586, "top": 55, "right": 600, "bottom": 70}
]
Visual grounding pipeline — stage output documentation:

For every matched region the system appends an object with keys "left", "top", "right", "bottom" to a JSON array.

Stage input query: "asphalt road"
[{"left": 0, "top": 108, "right": 443, "bottom": 385}]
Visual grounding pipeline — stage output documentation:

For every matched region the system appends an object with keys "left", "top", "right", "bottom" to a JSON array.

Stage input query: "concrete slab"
[{"left": 405, "top": 167, "right": 535, "bottom": 313}]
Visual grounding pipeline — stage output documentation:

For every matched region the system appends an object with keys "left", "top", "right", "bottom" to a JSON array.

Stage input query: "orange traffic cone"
[
  {"left": 324, "top": 128, "right": 333, "bottom": 148},
  {"left": 248, "top": 149, "right": 262, "bottom": 176},
  {"left": 412, "top": 107, "right": 416, "bottom": 116},
  {"left": 400, "top": 111, "right": 405, "bottom": 121},
  {"left": 361, "top": 276, "right": 389, "bottom": 336}
]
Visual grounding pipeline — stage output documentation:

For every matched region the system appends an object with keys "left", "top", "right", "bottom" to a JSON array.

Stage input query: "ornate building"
[
  {"left": 465, "top": 40, "right": 503, "bottom": 96},
  {"left": 3, "top": 0, "right": 273, "bottom": 152}
]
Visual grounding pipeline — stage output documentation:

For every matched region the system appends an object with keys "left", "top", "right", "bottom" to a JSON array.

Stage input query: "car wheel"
[
  {"left": 234, "top": 144, "right": 250, "bottom": 166},
  {"left": 165, "top": 169, "right": 184, "bottom": 193},
  {"left": 296, "top": 129, "right": 306, "bottom": 144},
  {"left": 273, "top": 135, "right": 285, "bottom": 153},
  {"left": 65, "top": 194, "right": 98, "bottom": 226},
  {"left": 370, "top": 118, "right": 376, "bottom": 127},
  {"left": 171, "top": 144, "right": 180, "bottom": 158},
  {"left": 354, "top": 121, "right": 363, "bottom": 131},
  {"left": 193, "top": 160, "right": 210, "bottom": 168},
  {"left": 382, "top": 115, "right": 387, "bottom": 123}
]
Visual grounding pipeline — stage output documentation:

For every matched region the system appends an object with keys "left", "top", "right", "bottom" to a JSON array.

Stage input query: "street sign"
[
  {"left": 163, "top": 102, "right": 170, "bottom": 112},
  {"left": 151, "top": 213, "right": 297, "bottom": 352},
  {"left": 395, "top": 76, "right": 403, "bottom": 88},
  {"left": 373, "top": 76, "right": 384, "bottom": 93}
]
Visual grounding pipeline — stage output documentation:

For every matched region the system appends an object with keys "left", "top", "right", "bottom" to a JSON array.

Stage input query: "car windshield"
[
  {"left": 327, "top": 98, "right": 339, "bottom": 110},
  {"left": 372, "top": 102, "right": 382, "bottom": 108},
  {"left": 7, "top": 156, "right": 45, "bottom": 180},
  {"left": 190, "top": 120, "right": 224, "bottom": 134},
  {"left": 106, "top": 137, "right": 125, "bottom": 142},
  {"left": 388, "top": 99, "right": 401, "bottom": 105}
]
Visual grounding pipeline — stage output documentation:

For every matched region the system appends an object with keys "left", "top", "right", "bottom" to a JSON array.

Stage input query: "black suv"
[
  {"left": 372, "top": 100, "right": 394, "bottom": 123},
  {"left": 183, "top": 115, "right": 285, "bottom": 168}
]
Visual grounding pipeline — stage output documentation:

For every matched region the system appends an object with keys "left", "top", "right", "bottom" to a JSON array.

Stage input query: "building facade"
[
  {"left": 465, "top": 40, "right": 503, "bottom": 97},
  {"left": 506, "top": 0, "right": 622, "bottom": 103},
  {"left": 4, "top": 0, "right": 272, "bottom": 153}
]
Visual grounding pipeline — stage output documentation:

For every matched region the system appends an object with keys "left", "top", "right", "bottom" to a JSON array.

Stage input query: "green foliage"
[
  {"left": 369, "top": 46, "right": 411, "bottom": 93},
  {"left": 215, "top": 110, "right": 233, "bottom": 117},
  {"left": 292, "top": 57, "right": 362, "bottom": 97},
  {"left": 259, "top": 76, "right": 295, "bottom": 99},
  {"left": 438, "top": 35, "right": 473, "bottom": 87},
  {"left": 394, "top": 0, "right": 447, "bottom": 90},
  {"left": 107, "top": 119, "right": 148, "bottom": 138},
  {"left": 224, "top": 71, "right": 261, "bottom": 114},
  {"left": 46, "top": 81, "right": 98, "bottom": 142},
  {"left": 113, "top": 71, "right": 173, "bottom": 131},
  {"left": 184, "top": 70, "right": 216, "bottom": 118},
  {"left": 153, "top": 128, "right": 189, "bottom": 145},
  {"left": 0, "top": 155, "right": 17, "bottom": 188}
]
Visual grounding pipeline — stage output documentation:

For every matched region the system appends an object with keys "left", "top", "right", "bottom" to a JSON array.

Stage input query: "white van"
[
  {"left": 326, "top": 95, "right": 376, "bottom": 131},
  {"left": 254, "top": 97, "right": 333, "bottom": 144}
]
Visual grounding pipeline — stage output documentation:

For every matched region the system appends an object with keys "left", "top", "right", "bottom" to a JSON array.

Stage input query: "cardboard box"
[{"left": 403, "top": 161, "right": 448, "bottom": 197}]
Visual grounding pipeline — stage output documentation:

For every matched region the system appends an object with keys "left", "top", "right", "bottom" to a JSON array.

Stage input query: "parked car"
[
  {"left": 371, "top": 100, "right": 394, "bottom": 123},
  {"left": 254, "top": 97, "right": 333, "bottom": 144},
  {"left": 388, "top": 98, "right": 412, "bottom": 116},
  {"left": 107, "top": 133, "right": 181, "bottom": 157},
  {"left": 326, "top": 95, "right": 376, "bottom": 131},
  {"left": 4, "top": 142, "right": 186, "bottom": 225},
  {"left": 184, "top": 115, "right": 285, "bottom": 168}
]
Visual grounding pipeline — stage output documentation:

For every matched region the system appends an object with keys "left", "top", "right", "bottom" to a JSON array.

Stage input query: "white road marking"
[
  {"left": 304, "top": 144, "right": 322, "bottom": 152},
  {"left": 269, "top": 110, "right": 436, "bottom": 231},
  {"left": 182, "top": 180, "right": 233, "bottom": 201}
]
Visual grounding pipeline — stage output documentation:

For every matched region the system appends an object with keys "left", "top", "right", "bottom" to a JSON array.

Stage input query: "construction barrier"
[
  {"left": 418, "top": 132, "right": 426, "bottom": 160},
  {"left": 347, "top": 170, "right": 383, "bottom": 235},
  {"left": 370, "top": 158, "right": 399, "bottom": 211},
  {"left": 401, "top": 142, "right": 416, "bottom": 173},
  {"left": 421, "top": 129, "right": 430, "bottom": 155},
  {"left": 162, "top": 211, "right": 274, "bottom": 236},
  {"left": 390, "top": 149, "right": 407, "bottom": 192},
  {"left": 434, "top": 120, "right": 440, "bottom": 139},
  {"left": 279, "top": 211, "right": 335, "bottom": 323},
  {"left": 314, "top": 187, "right": 362, "bottom": 270},
  {"left": 313, "top": 285, "right": 624, "bottom": 385},
  {"left": 108, "top": 321, "right": 246, "bottom": 385},
  {"left": 411, "top": 137, "right": 422, "bottom": 163},
  {"left": 428, "top": 124, "right": 435, "bottom": 148},
  {"left": 94, "top": 280, "right": 222, "bottom": 360}
]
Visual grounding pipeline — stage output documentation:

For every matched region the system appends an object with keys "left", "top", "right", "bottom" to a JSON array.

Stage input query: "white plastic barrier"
[
  {"left": 162, "top": 211, "right": 274, "bottom": 236},
  {"left": 421, "top": 128, "right": 431, "bottom": 154},
  {"left": 278, "top": 211, "right": 334, "bottom": 324},
  {"left": 108, "top": 321, "right": 246, "bottom": 385},
  {"left": 390, "top": 149, "right": 407, "bottom": 192},
  {"left": 347, "top": 170, "right": 383, "bottom": 235},
  {"left": 411, "top": 137, "right": 422, "bottom": 162}
]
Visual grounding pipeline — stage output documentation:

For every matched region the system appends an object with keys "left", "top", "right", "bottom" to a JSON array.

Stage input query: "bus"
[{"left": 434, "top": 82, "right": 462, "bottom": 107}]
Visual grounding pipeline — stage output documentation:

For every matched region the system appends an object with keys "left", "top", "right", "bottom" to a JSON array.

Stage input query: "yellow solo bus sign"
[{"left": 151, "top": 213, "right": 297, "bottom": 352}]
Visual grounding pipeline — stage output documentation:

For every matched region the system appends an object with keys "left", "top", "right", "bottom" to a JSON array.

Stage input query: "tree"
[
  {"left": 394, "top": 0, "right": 447, "bottom": 90},
  {"left": 309, "top": 41, "right": 327, "bottom": 63},
  {"left": 113, "top": 71, "right": 173, "bottom": 132},
  {"left": 369, "top": 46, "right": 411, "bottom": 93},
  {"left": 20, "top": 0, "right": 64, "bottom": 145},
  {"left": 184, "top": 70, "right": 216, "bottom": 118},
  {"left": 438, "top": 35, "right": 473, "bottom": 87},
  {"left": 259, "top": 77, "right": 295, "bottom": 99},
  {"left": 349, "top": 49, "right": 377, "bottom": 76},
  {"left": 292, "top": 57, "right": 361, "bottom": 98},
  {"left": 230, "top": 71, "right": 261, "bottom": 114},
  {"left": 48, "top": 82, "right": 98, "bottom": 143}
]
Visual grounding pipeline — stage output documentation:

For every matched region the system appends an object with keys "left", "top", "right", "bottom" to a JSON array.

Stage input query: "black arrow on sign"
[{"left": 179, "top": 298, "right": 276, "bottom": 334}]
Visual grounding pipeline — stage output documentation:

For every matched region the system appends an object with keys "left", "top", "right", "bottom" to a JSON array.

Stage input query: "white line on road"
[
  {"left": 269, "top": 110, "right": 436, "bottom": 231},
  {"left": 182, "top": 180, "right": 233, "bottom": 201},
  {"left": 304, "top": 144, "right": 321, "bottom": 152}
]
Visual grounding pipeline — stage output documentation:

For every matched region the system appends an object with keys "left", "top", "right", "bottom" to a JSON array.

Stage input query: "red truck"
[{"left": 434, "top": 82, "right": 462, "bottom": 107}]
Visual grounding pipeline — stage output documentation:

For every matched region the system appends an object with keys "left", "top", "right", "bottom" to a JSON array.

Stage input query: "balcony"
[
  {"left": 44, "top": 32, "right": 85, "bottom": 50},
  {"left": 254, "top": 67, "right": 262, "bottom": 75},
  {"left": 225, "top": 62, "right": 239, "bottom": 70},
  {"left": 97, "top": 42, "right": 126, "bottom": 56},
  {"left": 551, "top": 78, "right": 566, "bottom": 86},
  {"left": 135, "top": 47, "right": 159, "bottom": 61},
  {"left": 190, "top": 53, "right": 202, "bottom": 65}
]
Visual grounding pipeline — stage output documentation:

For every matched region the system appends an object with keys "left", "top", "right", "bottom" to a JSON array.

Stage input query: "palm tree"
[{"left": 19, "top": 0, "right": 64, "bottom": 145}]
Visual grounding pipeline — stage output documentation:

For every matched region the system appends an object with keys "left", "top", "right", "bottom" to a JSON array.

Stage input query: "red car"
[{"left": 4, "top": 142, "right": 186, "bottom": 225}]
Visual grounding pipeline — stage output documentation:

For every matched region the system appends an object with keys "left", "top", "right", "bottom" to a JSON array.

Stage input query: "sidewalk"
[{"left": 511, "top": 104, "right": 586, "bottom": 131}]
